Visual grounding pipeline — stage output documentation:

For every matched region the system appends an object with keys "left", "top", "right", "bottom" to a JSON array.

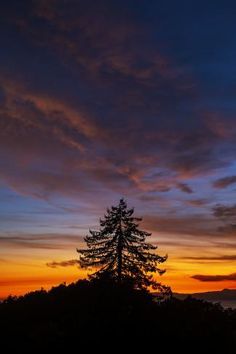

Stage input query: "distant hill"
[{"left": 173, "top": 289, "right": 236, "bottom": 308}]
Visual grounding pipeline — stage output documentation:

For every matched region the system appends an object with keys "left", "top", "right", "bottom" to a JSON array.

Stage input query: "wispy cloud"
[
  {"left": 176, "top": 183, "right": 193, "bottom": 194},
  {"left": 0, "top": 234, "right": 83, "bottom": 250},
  {"left": 185, "top": 199, "right": 209, "bottom": 207},
  {"left": 213, "top": 176, "right": 236, "bottom": 189},
  {"left": 46, "top": 259, "right": 79, "bottom": 268}
]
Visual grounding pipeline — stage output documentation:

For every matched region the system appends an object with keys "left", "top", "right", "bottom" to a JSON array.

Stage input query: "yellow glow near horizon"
[{"left": 1, "top": 250, "right": 236, "bottom": 298}]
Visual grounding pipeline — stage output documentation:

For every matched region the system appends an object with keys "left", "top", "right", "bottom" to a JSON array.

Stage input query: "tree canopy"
[{"left": 77, "top": 199, "right": 170, "bottom": 293}]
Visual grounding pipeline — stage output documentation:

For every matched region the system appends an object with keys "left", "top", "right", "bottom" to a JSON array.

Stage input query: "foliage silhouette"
[
  {"left": 0, "top": 280, "right": 235, "bottom": 352},
  {"left": 77, "top": 199, "right": 169, "bottom": 293}
]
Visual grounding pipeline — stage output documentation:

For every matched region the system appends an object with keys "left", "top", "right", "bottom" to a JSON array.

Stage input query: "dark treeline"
[{"left": 0, "top": 279, "right": 235, "bottom": 353}]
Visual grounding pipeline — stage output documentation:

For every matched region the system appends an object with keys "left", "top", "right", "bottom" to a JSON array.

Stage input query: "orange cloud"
[{"left": 1, "top": 77, "right": 105, "bottom": 145}]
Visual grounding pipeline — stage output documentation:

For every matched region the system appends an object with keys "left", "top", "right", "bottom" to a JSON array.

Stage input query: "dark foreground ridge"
[{"left": 0, "top": 279, "right": 236, "bottom": 352}]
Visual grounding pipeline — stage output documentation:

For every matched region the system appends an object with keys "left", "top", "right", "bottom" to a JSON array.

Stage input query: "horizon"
[
  {"left": 1, "top": 281, "right": 236, "bottom": 302},
  {"left": 1, "top": 1, "right": 236, "bottom": 299}
]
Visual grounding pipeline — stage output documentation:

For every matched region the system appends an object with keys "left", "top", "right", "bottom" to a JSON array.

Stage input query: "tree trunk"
[
  {"left": 117, "top": 211, "right": 123, "bottom": 284},
  {"left": 117, "top": 232, "right": 122, "bottom": 284}
]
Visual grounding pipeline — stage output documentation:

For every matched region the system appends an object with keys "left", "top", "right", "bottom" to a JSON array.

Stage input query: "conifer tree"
[{"left": 77, "top": 199, "right": 169, "bottom": 292}]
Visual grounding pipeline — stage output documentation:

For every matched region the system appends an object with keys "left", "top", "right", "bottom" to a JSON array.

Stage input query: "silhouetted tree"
[{"left": 77, "top": 199, "right": 169, "bottom": 291}]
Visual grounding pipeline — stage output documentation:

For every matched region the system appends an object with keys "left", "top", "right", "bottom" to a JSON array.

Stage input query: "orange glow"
[
  {"left": 0, "top": 252, "right": 88, "bottom": 299},
  {"left": 1, "top": 249, "right": 236, "bottom": 299},
  {"left": 1, "top": 230, "right": 236, "bottom": 299}
]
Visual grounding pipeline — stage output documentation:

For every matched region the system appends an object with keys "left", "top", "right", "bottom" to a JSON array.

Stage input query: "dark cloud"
[
  {"left": 212, "top": 204, "right": 236, "bottom": 236},
  {"left": 143, "top": 214, "right": 220, "bottom": 238},
  {"left": 139, "top": 194, "right": 168, "bottom": 203},
  {"left": 191, "top": 273, "right": 236, "bottom": 282},
  {"left": 182, "top": 255, "right": 236, "bottom": 261},
  {"left": 213, "top": 204, "right": 236, "bottom": 218},
  {"left": 46, "top": 259, "right": 79, "bottom": 268},
  {"left": 167, "top": 138, "right": 229, "bottom": 178},
  {"left": 176, "top": 183, "right": 193, "bottom": 194},
  {"left": 185, "top": 199, "right": 209, "bottom": 207},
  {"left": 213, "top": 175, "right": 236, "bottom": 189}
]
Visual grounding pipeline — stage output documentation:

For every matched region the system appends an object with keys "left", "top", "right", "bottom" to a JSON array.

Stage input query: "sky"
[{"left": 1, "top": 0, "right": 236, "bottom": 298}]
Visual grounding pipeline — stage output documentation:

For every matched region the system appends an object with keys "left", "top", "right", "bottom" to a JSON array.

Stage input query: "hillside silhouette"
[{"left": 0, "top": 279, "right": 235, "bottom": 353}]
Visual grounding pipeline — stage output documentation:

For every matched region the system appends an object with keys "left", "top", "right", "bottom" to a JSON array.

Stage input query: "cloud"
[
  {"left": 0, "top": 76, "right": 206, "bottom": 203},
  {"left": 0, "top": 77, "right": 105, "bottom": 147},
  {"left": 143, "top": 214, "right": 220, "bottom": 238},
  {"left": 211, "top": 204, "right": 236, "bottom": 236},
  {"left": 185, "top": 199, "right": 209, "bottom": 207},
  {"left": 182, "top": 255, "right": 236, "bottom": 261},
  {"left": 176, "top": 183, "right": 193, "bottom": 194},
  {"left": 0, "top": 234, "right": 83, "bottom": 250},
  {"left": 2, "top": 0, "right": 236, "bottom": 173},
  {"left": 167, "top": 140, "right": 229, "bottom": 177},
  {"left": 27, "top": 0, "right": 188, "bottom": 90},
  {"left": 46, "top": 259, "right": 79, "bottom": 268},
  {"left": 0, "top": 78, "right": 137, "bottom": 200},
  {"left": 206, "top": 113, "right": 236, "bottom": 140},
  {"left": 212, "top": 241, "right": 236, "bottom": 249},
  {"left": 213, "top": 204, "right": 236, "bottom": 218},
  {"left": 0, "top": 2, "right": 234, "bottom": 205},
  {"left": 218, "top": 224, "right": 236, "bottom": 235},
  {"left": 213, "top": 176, "right": 236, "bottom": 189},
  {"left": 1, "top": 0, "right": 236, "bottom": 254},
  {"left": 191, "top": 273, "right": 236, "bottom": 282}
]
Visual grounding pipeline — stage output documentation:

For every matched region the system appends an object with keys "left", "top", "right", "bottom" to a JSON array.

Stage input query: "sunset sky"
[{"left": 1, "top": 0, "right": 236, "bottom": 299}]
